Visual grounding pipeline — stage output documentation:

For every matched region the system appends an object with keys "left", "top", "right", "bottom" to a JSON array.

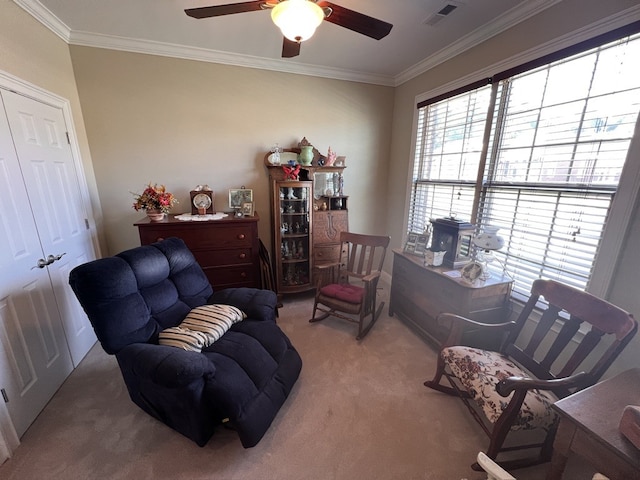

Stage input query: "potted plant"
[{"left": 132, "top": 183, "right": 178, "bottom": 221}]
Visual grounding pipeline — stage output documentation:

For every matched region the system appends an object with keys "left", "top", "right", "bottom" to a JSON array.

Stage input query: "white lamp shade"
[
  {"left": 271, "top": 0, "right": 325, "bottom": 43},
  {"left": 473, "top": 226, "right": 505, "bottom": 251}
]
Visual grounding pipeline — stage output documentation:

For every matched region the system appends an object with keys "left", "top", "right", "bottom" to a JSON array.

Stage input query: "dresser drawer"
[
  {"left": 313, "top": 244, "right": 345, "bottom": 266},
  {"left": 176, "top": 225, "right": 254, "bottom": 249},
  {"left": 137, "top": 224, "right": 253, "bottom": 248},
  {"left": 204, "top": 264, "right": 257, "bottom": 289},
  {"left": 194, "top": 248, "right": 253, "bottom": 267}
]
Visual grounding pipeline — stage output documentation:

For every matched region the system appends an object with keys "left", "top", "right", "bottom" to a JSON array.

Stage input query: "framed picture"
[
  {"left": 241, "top": 202, "right": 254, "bottom": 217},
  {"left": 414, "top": 234, "right": 429, "bottom": 255},
  {"left": 461, "top": 261, "right": 483, "bottom": 284},
  {"left": 404, "top": 232, "right": 419, "bottom": 254},
  {"left": 229, "top": 188, "right": 253, "bottom": 209}
]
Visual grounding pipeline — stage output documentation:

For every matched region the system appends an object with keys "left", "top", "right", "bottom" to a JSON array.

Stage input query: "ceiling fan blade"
[
  {"left": 282, "top": 37, "right": 301, "bottom": 58},
  {"left": 318, "top": 2, "right": 392, "bottom": 40},
  {"left": 185, "top": 1, "right": 266, "bottom": 19}
]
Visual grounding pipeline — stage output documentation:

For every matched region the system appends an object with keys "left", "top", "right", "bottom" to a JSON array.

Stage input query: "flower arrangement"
[{"left": 132, "top": 183, "right": 178, "bottom": 214}]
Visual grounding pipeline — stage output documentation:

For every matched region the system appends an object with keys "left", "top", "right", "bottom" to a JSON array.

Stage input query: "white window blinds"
[
  {"left": 409, "top": 31, "right": 640, "bottom": 299},
  {"left": 409, "top": 85, "right": 492, "bottom": 234}
]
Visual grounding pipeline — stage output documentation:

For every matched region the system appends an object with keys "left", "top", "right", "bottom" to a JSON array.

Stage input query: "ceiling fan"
[{"left": 185, "top": 0, "right": 393, "bottom": 58}]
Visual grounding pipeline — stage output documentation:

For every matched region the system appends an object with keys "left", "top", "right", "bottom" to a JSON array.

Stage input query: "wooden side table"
[
  {"left": 547, "top": 368, "right": 640, "bottom": 479},
  {"left": 389, "top": 249, "right": 512, "bottom": 349}
]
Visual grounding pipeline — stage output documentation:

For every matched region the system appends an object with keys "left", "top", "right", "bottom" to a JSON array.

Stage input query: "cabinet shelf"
[{"left": 283, "top": 258, "right": 308, "bottom": 264}]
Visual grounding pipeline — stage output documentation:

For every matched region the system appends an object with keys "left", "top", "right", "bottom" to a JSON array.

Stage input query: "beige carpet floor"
[{"left": 0, "top": 287, "right": 595, "bottom": 479}]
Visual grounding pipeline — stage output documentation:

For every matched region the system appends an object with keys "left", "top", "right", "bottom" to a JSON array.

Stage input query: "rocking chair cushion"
[
  {"left": 442, "top": 346, "right": 558, "bottom": 431},
  {"left": 320, "top": 283, "right": 364, "bottom": 304}
]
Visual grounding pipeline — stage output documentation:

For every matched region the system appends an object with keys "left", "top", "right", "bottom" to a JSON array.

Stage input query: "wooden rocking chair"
[
  {"left": 425, "top": 279, "right": 637, "bottom": 471},
  {"left": 309, "top": 232, "right": 390, "bottom": 340}
]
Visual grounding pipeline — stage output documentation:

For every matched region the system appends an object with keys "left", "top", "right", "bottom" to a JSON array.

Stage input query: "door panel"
[
  {"left": 0, "top": 91, "right": 74, "bottom": 437},
  {"left": 2, "top": 90, "right": 96, "bottom": 367}
]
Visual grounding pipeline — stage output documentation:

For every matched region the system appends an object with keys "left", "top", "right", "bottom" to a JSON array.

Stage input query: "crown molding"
[
  {"left": 68, "top": 31, "right": 397, "bottom": 86},
  {"left": 414, "top": 4, "right": 640, "bottom": 105},
  {"left": 11, "top": 0, "right": 618, "bottom": 88},
  {"left": 394, "top": 0, "right": 562, "bottom": 86},
  {"left": 13, "top": 0, "right": 70, "bottom": 42},
  {"left": 11, "top": 0, "right": 396, "bottom": 85}
]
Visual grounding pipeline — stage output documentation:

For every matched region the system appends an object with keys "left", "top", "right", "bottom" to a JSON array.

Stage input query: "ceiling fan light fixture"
[{"left": 271, "top": 0, "right": 325, "bottom": 43}]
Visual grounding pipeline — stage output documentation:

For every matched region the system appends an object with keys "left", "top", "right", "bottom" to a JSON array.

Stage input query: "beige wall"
[
  {"left": 0, "top": 1, "right": 103, "bottom": 250},
  {"left": 69, "top": 46, "right": 393, "bottom": 255}
]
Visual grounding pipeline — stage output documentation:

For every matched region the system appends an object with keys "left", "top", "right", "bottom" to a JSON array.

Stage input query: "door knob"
[
  {"left": 32, "top": 258, "right": 49, "bottom": 269},
  {"left": 32, "top": 252, "right": 66, "bottom": 270}
]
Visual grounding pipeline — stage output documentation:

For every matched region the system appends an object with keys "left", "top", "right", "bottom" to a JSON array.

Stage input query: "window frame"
[{"left": 405, "top": 17, "right": 640, "bottom": 299}]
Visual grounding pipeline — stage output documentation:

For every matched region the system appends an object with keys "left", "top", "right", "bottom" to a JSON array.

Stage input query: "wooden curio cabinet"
[
  {"left": 265, "top": 140, "right": 349, "bottom": 295},
  {"left": 273, "top": 181, "right": 312, "bottom": 292}
]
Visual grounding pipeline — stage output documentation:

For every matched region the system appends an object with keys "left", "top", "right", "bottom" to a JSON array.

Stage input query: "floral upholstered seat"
[{"left": 442, "top": 346, "right": 558, "bottom": 430}]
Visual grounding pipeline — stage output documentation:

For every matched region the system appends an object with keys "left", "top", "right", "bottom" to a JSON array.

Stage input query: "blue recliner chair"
[{"left": 69, "top": 237, "right": 302, "bottom": 447}]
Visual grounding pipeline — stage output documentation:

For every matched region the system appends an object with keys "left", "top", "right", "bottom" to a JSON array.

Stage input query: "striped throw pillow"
[
  {"left": 181, "top": 304, "right": 247, "bottom": 344},
  {"left": 158, "top": 304, "right": 247, "bottom": 352},
  {"left": 158, "top": 326, "right": 210, "bottom": 352}
]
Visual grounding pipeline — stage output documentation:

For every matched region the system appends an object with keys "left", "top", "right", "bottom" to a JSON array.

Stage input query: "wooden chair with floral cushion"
[
  {"left": 424, "top": 279, "right": 637, "bottom": 471},
  {"left": 309, "top": 231, "right": 390, "bottom": 340}
]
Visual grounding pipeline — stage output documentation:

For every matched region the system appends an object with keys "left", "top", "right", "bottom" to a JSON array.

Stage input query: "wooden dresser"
[
  {"left": 135, "top": 213, "right": 260, "bottom": 290},
  {"left": 389, "top": 249, "right": 512, "bottom": 348}
]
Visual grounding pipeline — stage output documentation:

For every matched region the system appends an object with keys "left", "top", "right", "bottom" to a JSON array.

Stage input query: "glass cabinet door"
[{"left": 275, "top": 181, "right": 312, "bottom": 292}]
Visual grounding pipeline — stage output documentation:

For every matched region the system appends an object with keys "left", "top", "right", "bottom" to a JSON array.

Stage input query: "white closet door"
[
  {"left": 2, "top": 90, "right": 96, "bottom": 367},
  {"left": 0, "top": 91, "right": 74, "bottom": 438}
]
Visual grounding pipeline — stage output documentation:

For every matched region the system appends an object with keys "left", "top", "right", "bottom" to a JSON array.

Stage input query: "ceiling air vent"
[{"left": 423, "top": 2, "right": 462, "bottom": 26}]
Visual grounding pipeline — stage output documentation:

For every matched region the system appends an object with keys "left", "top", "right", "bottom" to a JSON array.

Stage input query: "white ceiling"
[{"left": 15, "top": 0, "right": 560, "bottom": 86}]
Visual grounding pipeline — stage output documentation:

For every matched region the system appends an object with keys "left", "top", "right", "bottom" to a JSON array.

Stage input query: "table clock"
[
  {"left": 430, "top": 217, "right": 475, "bottom": 268},
  {"left": 190, "top": 189, "right": 214, "bottom": 215}
]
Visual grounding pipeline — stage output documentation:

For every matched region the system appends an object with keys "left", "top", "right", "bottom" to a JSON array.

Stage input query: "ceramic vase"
[{"left": 298, "top": 146, "right": 313, "bottom": 166}]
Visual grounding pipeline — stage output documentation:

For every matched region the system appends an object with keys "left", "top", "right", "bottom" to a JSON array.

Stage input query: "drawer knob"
[
  {"left": 240, "top": 272, "right": 247, "bottom": 278},
  {"left": 239, "top": 253, "right": 246, "bottom": 259},
  {"left": 156, "top": 237, "right": 164, "bottom": 242},
  {"left": 237, "top": 234, "right": 245, "bottom": 240}
]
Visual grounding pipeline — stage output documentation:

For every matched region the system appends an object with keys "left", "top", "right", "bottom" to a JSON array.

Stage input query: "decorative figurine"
[
  {"left": 283, "top": 164, "right": 300, "bottom": 180},
  {"left": 326, "top": 146, "right": 336, "bottom": 166},
  {"left": 270, "top": 143, "right": 281, "bottom": 166}
]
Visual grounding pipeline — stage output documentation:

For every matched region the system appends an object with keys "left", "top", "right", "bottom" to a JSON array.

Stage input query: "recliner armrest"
[
  {"left": 118, "top": 343, "right": 215, "bottom": 388},
  {"left": 208, "top": 287, "right": 277, "bottom": 322}
]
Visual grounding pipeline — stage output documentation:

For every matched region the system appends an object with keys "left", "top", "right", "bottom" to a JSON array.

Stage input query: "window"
[{"left": 408, "top": 31, "right": 640, "bottom": 299}]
